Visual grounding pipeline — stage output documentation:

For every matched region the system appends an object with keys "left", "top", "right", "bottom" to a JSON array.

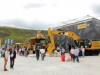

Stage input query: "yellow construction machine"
[
  {"left": 27, "top": 30, "right": 48, "bottom": 53},
  {"left": 47, "top": 28, "right": 100, "bottom": 56},
  {"left": 77, "top": 40, "right": 100, "bottom": 55},
  {"left": 28, "top": 28, "right": 100, "bottom": 56},
  {"left": 47, "top": 28, "right": 79, "bottom": 56}
]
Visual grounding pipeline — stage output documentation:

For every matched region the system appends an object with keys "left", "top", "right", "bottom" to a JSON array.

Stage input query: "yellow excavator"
[
  {"left": 47, "top": 28, "right": 79, "bottom": 56},
  {"left": 27, "top": 28, "right": 100, "bottom": 56},
  {"left": 47, "top": 28, "right": 100, "bottom": 56}
]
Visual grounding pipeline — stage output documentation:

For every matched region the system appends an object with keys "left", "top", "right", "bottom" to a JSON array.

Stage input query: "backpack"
[{"left": 2, "top": 51, "right": 5, "bottom": 57}]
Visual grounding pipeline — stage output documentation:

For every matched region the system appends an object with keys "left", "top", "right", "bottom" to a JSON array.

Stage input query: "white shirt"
[
  {"left": 40, "top": 49, "right": 45, "bottom": 53},
  {"left": 22, "top": 48, "right": 25, "bottom": 51},
  {"left": 74, "top": 49, "right": 79, "bottom": 56},
  {"left": 5, "top": 51, "right": 9, "bottom": 59},
  {"left": 70, "top": 49, "right": 75, "bottom": 54},
  {"left": 61, "top": 48, "right": 65, "bottom": 53},
  {"left": 57, "top": 47, "right": 60, "bottom": 51},
  {"left": 19, "top": 48, "right": 21, "bottom": 52}
]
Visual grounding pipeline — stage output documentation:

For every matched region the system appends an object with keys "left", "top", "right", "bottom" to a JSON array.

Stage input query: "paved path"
[{"left": 0, "top": 53, "right": 100, "bottom": 75}]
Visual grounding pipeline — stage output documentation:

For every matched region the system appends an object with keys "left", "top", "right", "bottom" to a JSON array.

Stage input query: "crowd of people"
[
  {"left": 35, "top": 47, "right": 46, "bottom": 61},
  {"left": 70, "top": 46, "right": 85, "bottom": 62},
  {"left": 18, "top": 46, "right": 29, "bottom": 57},
  {"left": 52, "top": 46, "right": 85, "bottom": 63},
  {"left": 0, "top": 45, "right": 85, "bottom": 71},
  {"left": 0, "top": 46, "right": 46, "bottom": 71},
  {"left": 0, "top": 47, "right": 16, "bottom": 71},
  {"left": 0, "top": 46, "right": 30, "bottom": 71}
]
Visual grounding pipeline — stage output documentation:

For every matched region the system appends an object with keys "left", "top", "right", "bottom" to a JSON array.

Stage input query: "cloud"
[
  {"left": 0, "top": 0, "right": 100, "bottom": 30},
  {"left": 24, "top": 3, "right": 46, "bottom": 9},
  {"left": 91, "top": 3, "right": 100, "bottom": 16},
  {"left": 23, "top": 2, "right": 57, "bottom": 9},
  {"left": 51, "top": 4, "right": 57, "bottom": 7},
  {"left": 0, "top": 19, "right": 57, "bottom": 30}
]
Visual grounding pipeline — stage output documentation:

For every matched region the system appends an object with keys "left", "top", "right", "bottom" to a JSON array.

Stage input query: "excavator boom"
[{"left": 47, "top": 28, "right": 79, "bottom": 56}]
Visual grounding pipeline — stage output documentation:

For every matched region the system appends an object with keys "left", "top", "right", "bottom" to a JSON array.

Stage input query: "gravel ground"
[{"left": 0, "top": 53, "right": 100, "bottom": 75}]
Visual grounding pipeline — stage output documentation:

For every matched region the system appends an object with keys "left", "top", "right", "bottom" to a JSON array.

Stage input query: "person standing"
[
  {"left": 21, "top": 47, "right": 24, "bottom": 56},
  {"left": 70, "top": 47, "right": 75, "bottom": 61},
  {"left": 35, "top": 48, "right": 40, "bottom": 60},
  {"left": 81, "top": 46, "right": 85, "bottom": 58},
  {"left": 61, "top": 47, "right": 65, "bottom": 55},
  {"left": 10, "top": 47, "right": 16, "bottom": 69},
  {"left": 56, "top": 46, "right": 61, "bottom": 57},
  {"left": 74, "top": 47, "right": 79, "bottom": 62},
  {"left": 4, "top": 48, "right": 9, "bottom": 71},
  {"left": 78, "top": 47, "right": 82, "bottom": 58},
  {"left": 24, "top": 47, "right": 27, "bottom": 57},
  {"left": 19, "top": 48, "right": 22, "bottom": 55},
  {"left": 40, "top": 48, "right": 45, "bottom": 61}
]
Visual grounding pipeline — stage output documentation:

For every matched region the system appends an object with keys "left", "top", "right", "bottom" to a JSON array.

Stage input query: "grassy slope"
[{"left": 0, "top": 26, "right": 47, "bottom": 45}]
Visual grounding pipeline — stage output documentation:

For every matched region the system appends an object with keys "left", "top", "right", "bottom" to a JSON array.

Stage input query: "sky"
[{"left": 0, "top": 0, "right": 100, "bottom": 30}]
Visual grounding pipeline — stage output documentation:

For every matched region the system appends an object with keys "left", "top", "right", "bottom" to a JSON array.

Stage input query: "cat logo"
[{"left": 77, "top": 24, "right": 87, "bottom": 29}]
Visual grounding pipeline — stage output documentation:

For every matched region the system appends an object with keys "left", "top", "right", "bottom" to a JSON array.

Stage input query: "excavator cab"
[
  {"left": 75, "top": 39, "right": 100, "bottom": 55},
  {"left": 76, "top": 39, "right": 91, "bottom": 48}
]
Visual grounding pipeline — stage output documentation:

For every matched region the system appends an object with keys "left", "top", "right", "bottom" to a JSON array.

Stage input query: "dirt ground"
[{"left": 0, "top": 53, "right": 100, "bottom": 75}]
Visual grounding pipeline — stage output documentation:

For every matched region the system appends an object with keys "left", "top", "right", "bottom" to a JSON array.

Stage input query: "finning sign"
[{"left": 77, "top": 24, "right": 87, "bottom": 29}]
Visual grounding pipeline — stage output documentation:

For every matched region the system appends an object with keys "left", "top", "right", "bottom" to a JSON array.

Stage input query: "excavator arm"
[{"left": 47, "top": 28, "right": 79, "bottom": 56}]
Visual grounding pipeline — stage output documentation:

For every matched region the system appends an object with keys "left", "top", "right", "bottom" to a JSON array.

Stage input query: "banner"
[
  {"left": 11, "top": 39, "right": 13, "bottom": 44},
  {"left": 8, "top": 39, "right": 10, "bottom": 44},
  {"left": 5, "top": 40, "right": 7, "bottom": 44},
  {"left": 77, "top": 24, "right": 87, "bottom": 29}
]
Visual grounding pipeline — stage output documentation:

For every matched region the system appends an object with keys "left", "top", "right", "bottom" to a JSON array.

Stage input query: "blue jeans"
[
  {"left": 82, "top": 52, "right": 84, "bottom": 58},
  {"left": 75, "top": 56, "right": 79, "bottom": 62},
  {"left": 41, "top": 53, "right": 44, "bottom": 61}
]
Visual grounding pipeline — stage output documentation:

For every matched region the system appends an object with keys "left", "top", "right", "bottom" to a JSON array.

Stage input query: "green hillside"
[{"left": 0, "top": 26, "right": 47, "bottom": 45}]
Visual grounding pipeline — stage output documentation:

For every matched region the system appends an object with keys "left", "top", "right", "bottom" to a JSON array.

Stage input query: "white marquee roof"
[{"left": 53, "top": 15, "right": 100, "bottom": 30}]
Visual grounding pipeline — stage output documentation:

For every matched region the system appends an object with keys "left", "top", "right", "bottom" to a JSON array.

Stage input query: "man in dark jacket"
[
  {"left": 35, "top": 48, "right": 40, "bottom": 60},
  {"left": 10, "top": 47, "right": 16, "bottom": 69}
]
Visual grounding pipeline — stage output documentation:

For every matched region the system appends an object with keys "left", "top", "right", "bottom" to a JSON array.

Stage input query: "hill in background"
[{"left": 0, "top": 26, "right": 47, "bottom": 45}]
